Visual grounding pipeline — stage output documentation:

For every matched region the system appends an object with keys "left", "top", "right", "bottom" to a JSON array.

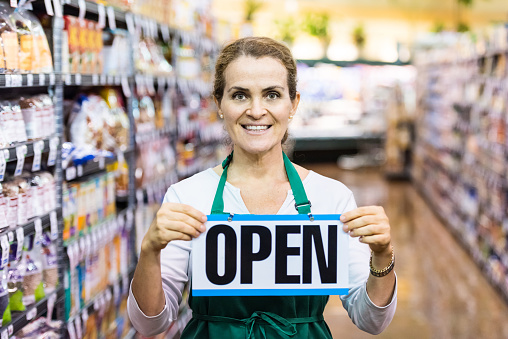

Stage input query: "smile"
[{"left": 242, "top": 125, "right": 271, "bottom": 131}]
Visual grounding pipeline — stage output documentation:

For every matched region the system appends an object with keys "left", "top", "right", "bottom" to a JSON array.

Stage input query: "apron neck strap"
[{"left": 211, "top": 151, "right": 312, "bottom": 215}]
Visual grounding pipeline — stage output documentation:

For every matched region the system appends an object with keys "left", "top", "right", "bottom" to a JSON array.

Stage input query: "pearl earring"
[{"left": 220, "top": 114, "right": 224, "bottom": 119}]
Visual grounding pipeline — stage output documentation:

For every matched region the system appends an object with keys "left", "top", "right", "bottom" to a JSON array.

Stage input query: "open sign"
[{"left": 192, "top": 215, "right": 349, "bottom": 296}]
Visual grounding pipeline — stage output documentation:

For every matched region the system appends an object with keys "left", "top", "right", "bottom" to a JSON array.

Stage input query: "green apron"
[{"left": 181, "top": 152, "right": 333, "bottom": 339}]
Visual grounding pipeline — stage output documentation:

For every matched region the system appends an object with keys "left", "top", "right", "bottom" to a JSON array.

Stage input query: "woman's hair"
[{"left": 214, "top": 37, "right": 297, "bottom": 145}]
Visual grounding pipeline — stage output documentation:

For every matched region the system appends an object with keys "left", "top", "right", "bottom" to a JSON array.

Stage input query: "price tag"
[
  {"left": 5, "top": 74, "right": 11, "bottom": 87},
  {"left": 68, "top": 321, "right": 77, "bottom": 339},
  {"left": 107, "top": 75, "right": 114, "bottom": 85},
  {"left": 1, "top": 329, "right": 7, "bottom": 339},
  {"left": 15, "top": 228, "right": 23, "bottom": 261},
  {"left": 34, "top": 218, "right": 42, "bottom": 246},
  {"left": 114, "top": 75, "right": 121, "bottom": 85},
  {"left": 107, "top": 6, "right": 117, "bottom": 30},
  {"left": 27, "top": 73, "right": 33, "bottom": 86},
  {"left": 161, "top": 25, "right": 170, "bottom": 43},
  {"left": 10, "top": 0, "right": 16, "bottom": 8},
  {"left": 75, "top": 316, "right": 82, "bottom": 339},
  {"left": 75, "top": 73, "right": 82, "bottom": 85},
  {"left": 32, "top": 140, "right": 44, "bottom": 172},
  {"left": 49, "top": 73, "right": 56, "bottom": 85},
  {"left": 26, "top": 307, "right": 37, "bottom": 320},
  {"left": 14, "top": 145, "right": 27, "bottom": 176},
  {"left": 98, "top": 157, "right": 105, "bottom": 169},
  {"left": 0, "top": 150, "right": 6, "bottom": 182},
  {"left": 97, "top": 3, "right": 106, "bottom": 29},
  {"left": 121, "top": 76, "right": 131, "bottom": 98},
  {"left": 136, "top": 189, "right": 144, "bottom": 205},
  {"left": 1, "top": 236, "right": 9, "bottom": 269},
  {"left": 78, "top": 0, "right": 86, "bottom": 22},
  {"left": 100, "top": 74, "right": 107, "bottom": 85},
  {"left": 66, "top": 166, "right": 76, "bottom": 181},
  {"left": 64, "top": 73, "right": 72, "bottom": 85},
  {"left": 52, "top": 0, "right": 62, "bottom": 17},
  {"left": 93, "top": 297, "right": 100, "bottom": 311},
  {"left": 125, "top": 13, "right": 135, "bottom": 35},
  {"left": 77, "top": 165, "right": 83, "bottom": 177},
  {"left": 44, "top": 0, "right": 54, "bottom": 16},
  {"left": 47, "top": 136, "right": 58, "bottom": 166},
  {"left": 92, "top": 74, "right": 99, "bottom": 85},
  {"left": 39, "top": 73, "right": 46, "bottom": 86},
  {"left": 7, "top": 232, "right": 13, "bottom": 243},
  {"left": 12, "top": 75, "right": 22, "bottom": 87},
  {"left": 50, "top": 210, "right": 58, "bottom": 240}
]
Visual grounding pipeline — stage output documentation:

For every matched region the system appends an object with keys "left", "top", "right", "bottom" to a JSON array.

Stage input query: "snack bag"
[
  {"left": 21, "top": 234, "right": 45, "bottom": 306},
  {"left": 0, "top": 3, "right": 19, "bottom": 73},
  {"left": 64, "top": 16, "right": 80, "bottom": 73}
]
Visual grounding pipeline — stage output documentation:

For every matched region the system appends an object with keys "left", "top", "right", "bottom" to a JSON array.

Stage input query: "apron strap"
[
  {"left": 192, "top": 311, "right": 324, "bottom": 339},
  {"left": 210, "top": 151, "right": 312, "bottom": 216}
]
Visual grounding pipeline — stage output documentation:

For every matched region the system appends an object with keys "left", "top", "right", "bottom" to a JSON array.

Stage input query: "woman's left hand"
[{"left": 340, "top": 206, "right": 391, "bottom": 254}]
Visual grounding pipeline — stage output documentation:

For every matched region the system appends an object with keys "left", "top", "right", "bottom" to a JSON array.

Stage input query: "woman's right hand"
[{"left": 141, "top": 203, "right": 207, "bottom": 253}]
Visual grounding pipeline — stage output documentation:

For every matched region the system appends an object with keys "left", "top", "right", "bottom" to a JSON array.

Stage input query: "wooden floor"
[{"left": 305, "top": 163, "right": 508, "bottom": 339}]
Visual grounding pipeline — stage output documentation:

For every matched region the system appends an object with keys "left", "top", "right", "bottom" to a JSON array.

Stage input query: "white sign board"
[{"left": 192, "top": 215, "right": 349, "bottom": 296}]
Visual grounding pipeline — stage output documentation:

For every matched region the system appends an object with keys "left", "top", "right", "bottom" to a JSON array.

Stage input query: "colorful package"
[
  {"left": 21, "top": 234, "right": 45, "bottom": 306},
  {"left": 0, "top": 3, "right": 19, "bottom": 73},
  {"left": 41, "top": 232, "right": 58, "bottom": 294}
]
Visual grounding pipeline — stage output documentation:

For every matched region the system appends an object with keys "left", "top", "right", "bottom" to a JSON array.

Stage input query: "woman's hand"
[
  {"left": 340, "top": 206, "right": 391, "bottom": 255},
  {"left": 141, "top": 203, "right": 207, "bottom": 254}
]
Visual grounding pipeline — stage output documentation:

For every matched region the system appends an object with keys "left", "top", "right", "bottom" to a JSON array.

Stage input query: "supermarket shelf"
[
  {"left": 0, "top": 73, "right": 56, "bottom": 88},
  {"left": 0, "top": 208, "right": 62, "bottom": 239},
  {"left": 293, "top": 135, "right": 385, "bottom": 152},
  {"left": 65, "top": 148, "right": 133, "bottom": 182},
  {"left": 64, "top": 0, "right": 127, "bottom": 23},
  {"left": 3, "top": 136, "right": 58, "bottom": 163},
  {"left": 297, "top": 58, "right": 411, "bottom": 67},
  {"left": 135, "top": 126, "right": 175, "bottom": 145},
  {"left": 62, "top": 73, "right": 131, "bottom": 87},
  {"left": 1, "top": 287, "right": 64, "bottom": 338}
]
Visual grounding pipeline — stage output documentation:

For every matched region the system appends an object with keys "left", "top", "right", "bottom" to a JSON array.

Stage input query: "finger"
[
  {"left": 343, "top": 215, "right": 379, "bottom": 232},
  {"left": 162, "top": 203, "right": 207, "bottom": 223},
  {"left": 166, "top": 210, "right": 206, "bottom": 233},
  {"left": 348, "top": 224, "right": 387, "bottom": 238},
  {"left": 358, "top": 234, "right": 390, "bottom": 246},
  {"left": 340, "top": 206, "right": 384, "bottom": 223},
  {"left": 159, "top": 220, "right": 201, "bottom": 238}
]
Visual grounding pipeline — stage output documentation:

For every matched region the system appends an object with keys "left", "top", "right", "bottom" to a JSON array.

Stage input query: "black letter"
[
  {"left": 302, "top": 225, "right": 337, "bottom": 284},
  {"left": 241, "top": 226, "right": 272, "bottom": 284},
  {"left": 206, "top": 225, "right": 237, "bottom": 285},
  {"left": 275, "top": 225, "right": 301, "bottom": 284}
]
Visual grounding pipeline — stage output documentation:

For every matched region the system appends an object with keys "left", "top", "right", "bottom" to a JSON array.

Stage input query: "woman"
[{"left": 128, "top": 37, "right": 397, "bottom": 338}]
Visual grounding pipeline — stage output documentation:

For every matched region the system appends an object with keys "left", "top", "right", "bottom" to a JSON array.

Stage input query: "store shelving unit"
[
  {"left": 0, "top": 0, "right": 219, "bottom": 337},
  {"left": 413, "top": 31, "right": 508, "bottom": 303}
]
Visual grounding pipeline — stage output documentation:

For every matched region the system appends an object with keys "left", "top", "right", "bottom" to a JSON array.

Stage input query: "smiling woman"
[{"left": 128, "top": 37, "right": 397, "bottom": 339}]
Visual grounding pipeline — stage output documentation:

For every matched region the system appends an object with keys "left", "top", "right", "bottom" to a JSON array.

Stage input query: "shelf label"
[
  {"left": 34, "top": 218, "right": 42, "bottom": 246},
  {"left": 7, "top": 232, "right": 13, "bottom": 243},
  {"left": 49, "top": 72, "right": 56, "bottom": 85},
  {"left": 52, "top": 0, "right": 62, "bottom": 17},
  {"left": 32, "top": 140, "right": 44, "bottom": 172},
  {"left": 107, "top": 6, "right": 117, "bottom": 30},
  {"left": 136, "top": 189, "right": 143, "bottom": 205},
  {"left": 107, "top": 75, "right": 114, "bottom": 85},
  {"left": 44, "top": 0, "right": 54, "bottom": 16},
  {"left": 77, "top": 165, "right": 83, "bottom": 177},
  {"left": 64, "top": 73, "right": 71, "bottom": 85},
  {"left": 7, "top": 325, "right": 12, "bottom": 336},
  {"left": 11, "top": 74, "right": 22, "bottom": 87},
  {"left": 100, "top": 74, "right": 107, "bottom": 85},
  {"left": 75, "top": 316, "right": 83, "bottom": 339},
  {"left": 14, "top": 145, "right": 27, "bottom": 176},
  {"left": 47, "top": 136, "right": 58, "bottom": 166},
  {"left": 50, "top": 210, "right": 58, "bottom": 240},
  {"left": 121, "top": 76, "right": 131, "bottom": 98},
  {"left": 15, "top": 227, "right": 24, "bottom": 262},
  {"left": 1, "top": 329, "right": 7, "bottom": 339},
  {"left": 92, "top": 74, "right": 99, "bottom": 85},
  {"left": 10, "top": 0, "right": 16, "bottom": 8},
  {"left": 98, "top": 156, "right": 105, "bottom": 169},
  {"left": 75, "top": 73, "right": 82, "bottom": 85},
  {"left": 115, "top": 75, "right": 121, "bottom": 85},
  {"left": 26, "top": 307, "right": 36, "bottom": 320},
  {"left": 27, "top": 73, "right": 33, "bottom": 86},
  {"left": 0, "top": 150, "right": 6, "bottom": 181},
  {"left": 1, "top": 235, "right": 10, "bottom": 269},
  {"left": 97, "top": 3, "right": 106, "bottom": 29},
  {"left": 39, "top": 73, "right": 46, "bottom": 86},
  {"left": 4, "top": 74, "right": 11, "bottom": 87},
  {"left": 68, "top": 322, "right": 77, "bottom": 339},
  {"left": 161, "top": 25, "right": 170, "bottom": 43},
  {"left": 125, "top": 13, "right": 135, "bottom": 35},
  {"left": 78, "top": 0, "right": 86, "bottom": 22},
  {"left": 66, "top": 166, "right": 76, "bottom": 181}
]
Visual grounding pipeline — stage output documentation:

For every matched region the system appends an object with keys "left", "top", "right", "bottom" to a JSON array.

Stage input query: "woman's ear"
[
  {"left": 290, "top": 92, "right": 301, "bottom": 117},
  {"left": 214, "top": 97, "right": 223, "bottom": 119}
]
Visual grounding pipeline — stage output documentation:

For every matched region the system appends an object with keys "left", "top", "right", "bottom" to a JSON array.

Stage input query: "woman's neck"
[{"left": 228, "top": 147, "right": 287, "bottom": 183}]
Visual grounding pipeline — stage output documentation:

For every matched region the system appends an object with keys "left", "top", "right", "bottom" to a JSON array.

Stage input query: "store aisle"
[{"left": 304, "top": 163, "right": 508, "bottom": 339}]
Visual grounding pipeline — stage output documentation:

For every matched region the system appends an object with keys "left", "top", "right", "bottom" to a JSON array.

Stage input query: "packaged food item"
[
  {"left": 2, "top": 179, "right": 19, "bottom": 230},
  {"left": 94, "top": 22, "right": 104, "bottom": 74},
  {"left": 12, "top": 317, "right": 62, "bottom": 338},
  {"left": 37, "top": 94, "right": 56, "bottom": 138},
  {"left": 40, "top": 232, "right": 58, "bottom": 294},
  {"left": 7, "top": 260, "right": 25, "bottom": 312},
  {"left": 79, "top": 19, "right": 90, "bottom": 74},
  {"left": 19, "top": 96, "right": 42, "bottom": 141},
  {"left": 39, "top": 172, "right": 56, "bottom": 214},
  {"left": 0, "top": 184, "right": 9, "bottom": 232},
  {"left": 101, "top": 88, "right": 130, "bottom": 150},
  {"left": 11, "top": 101, "right": 28, "bottom": 143},
  {"left": 0, "top": 101, "right": 16, "bottom": 145},
  {"left": 0, "top": 268, "right": 10, "bottom": 327},
  {"left": 1, "top": 101, "right": 27, "bottom": 144},
  {"left": 22, "top": 234, "right": 45, "bottom": 306},
  {"left": 64, "top": 16, "right": 80, "bottom": 73},
  {"left": 0, "top": 3, "right": 19, "bottom": 73},
  {"left": 10, "top": 9, "right": 34, "bottom": 73}
]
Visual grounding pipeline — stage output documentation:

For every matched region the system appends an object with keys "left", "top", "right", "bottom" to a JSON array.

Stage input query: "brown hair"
[{"left": 214, "top": 37, "right": 297, "bottom": 145}]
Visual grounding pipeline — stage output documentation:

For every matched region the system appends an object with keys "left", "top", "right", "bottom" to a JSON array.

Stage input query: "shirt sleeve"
[
  {"left": 339, "top": 192, "right": 398, "bottom": 335},
  {"left": 127, "top": 187, "right": 191, "bottom": 337}
]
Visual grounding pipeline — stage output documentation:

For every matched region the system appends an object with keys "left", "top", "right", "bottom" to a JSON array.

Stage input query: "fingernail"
[
  {"left": 340, "top": 215, "right": 346, "bottom": 222},
  {"left": 342, "top": 225, "right": 348, "bottom": 232},
  {"left": 201, "top": 216, "right": 207, "bottom": 222},
  {"left": 200, "top": 225, "right": 206, "bottom": 232}
]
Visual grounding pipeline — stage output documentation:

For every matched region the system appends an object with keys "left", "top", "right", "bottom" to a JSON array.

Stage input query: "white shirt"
[{"left": 128, "top": 168, "right": 397, "bottom": 337}]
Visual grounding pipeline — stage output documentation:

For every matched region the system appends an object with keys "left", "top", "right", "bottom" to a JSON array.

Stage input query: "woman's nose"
[{"left": 246, "top": 98, "right": 266, "bottom": 118}]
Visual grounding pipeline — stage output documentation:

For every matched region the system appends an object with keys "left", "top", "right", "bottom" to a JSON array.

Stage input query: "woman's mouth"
[{"left": 242, "top": 125, "right": 271, "bottom": 132}]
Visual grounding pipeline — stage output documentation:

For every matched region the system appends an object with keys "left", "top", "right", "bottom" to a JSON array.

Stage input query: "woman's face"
[{"left": 218, "top": 56, "right": 300, "bottom": 156}]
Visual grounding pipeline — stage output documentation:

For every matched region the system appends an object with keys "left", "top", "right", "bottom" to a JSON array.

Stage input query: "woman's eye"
[
  {"left": 233, "top": 93, "right": 246, "bottom": 100},
  {"left": 267, "top": 92, "right": 280, "bottom": 100}
]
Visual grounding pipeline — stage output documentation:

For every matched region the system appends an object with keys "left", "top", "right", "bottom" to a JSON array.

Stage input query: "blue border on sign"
[
  {"left": 206, "top": 214, "right": 342, "bottom": 221},
  {"left": 192, "top": 288, "right": 349, "bottom": 296}
]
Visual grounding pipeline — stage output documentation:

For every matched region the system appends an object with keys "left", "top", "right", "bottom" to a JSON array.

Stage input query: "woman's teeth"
[{"left": 244, "top": 125, "right": 269, "bottom": 131}]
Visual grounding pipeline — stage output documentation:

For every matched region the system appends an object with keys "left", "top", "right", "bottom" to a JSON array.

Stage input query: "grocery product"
[
  {"left": 0, "top": 3, "right": 20, "bottom": 73},
  {"left": 0, "top": 268, "right": 10, "bottom": 326},
  {"left": 13, "top": 317, "right": 62, "bottom": 338},
  {"left": 41, "top": 232, "right": 58, "bottom": 294},
  {"left": 22, "top": 234, "right": 45, "bottom": 306},
  {"left": 0, "top": 184, "right": 9, "bottom": 232},
  {"left": 7, "top": 260, "right": 25, "bottom": 312}
]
